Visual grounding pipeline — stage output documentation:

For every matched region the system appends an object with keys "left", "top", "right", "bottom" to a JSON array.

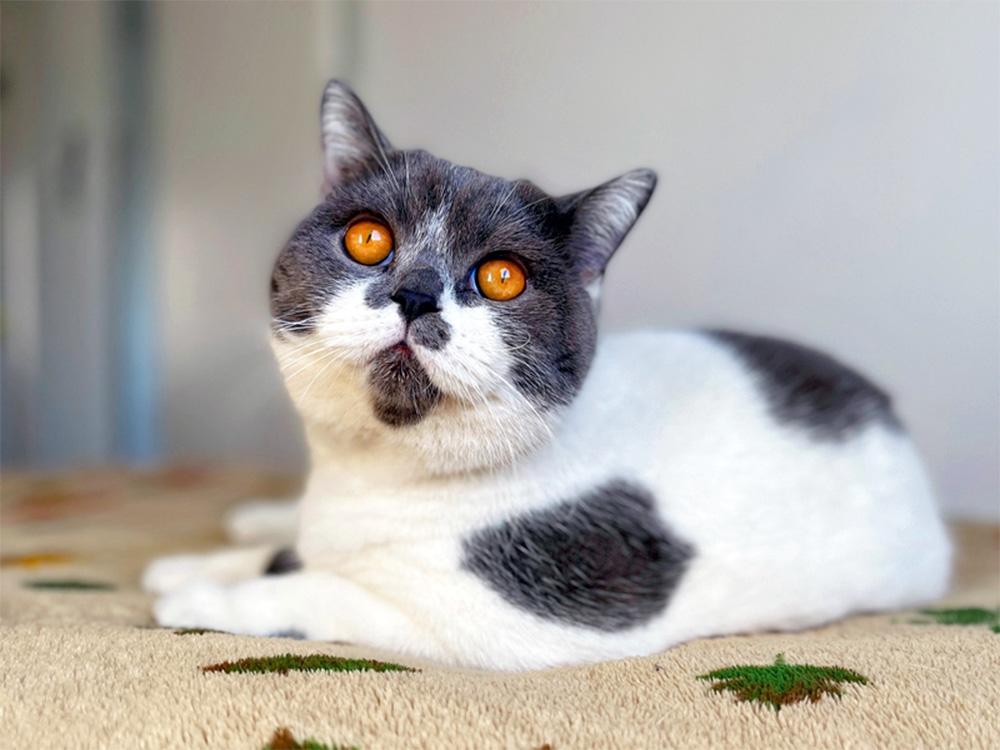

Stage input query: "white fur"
[
  {"left": 224, "top": 498, "right": 299, "bottom": 545},
  {"left": 144, "top": 545, "right": 275, "bottom": 595},
  {"left": 150, "top": 326, "right": 950, "bottom": 670}
]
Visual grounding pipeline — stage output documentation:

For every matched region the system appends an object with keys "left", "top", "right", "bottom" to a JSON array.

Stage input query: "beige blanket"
[{"left": 1, "top": 468, "right": 997, "bottom": 749}]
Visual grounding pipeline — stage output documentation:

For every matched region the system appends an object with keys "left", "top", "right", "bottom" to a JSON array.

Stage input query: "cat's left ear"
[
  {"left": 320, "top": 79, "right": 393, "bottom": 191},
  {"left": 558, "top": 169, "right": 657, "bottom": 284}
]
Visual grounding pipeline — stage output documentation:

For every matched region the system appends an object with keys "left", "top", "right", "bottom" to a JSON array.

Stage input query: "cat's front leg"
[
  {"left": 224, "top": 497, "right": 299, "bottom": 544},
  {"left": 142, "top": 545, "right": 280, "bottom": 595},
  {"left": 153, "top": 572, "right": 432, "bottom": 654}
]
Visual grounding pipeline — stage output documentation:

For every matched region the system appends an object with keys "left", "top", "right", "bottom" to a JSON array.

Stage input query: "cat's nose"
[
  {"left": 391, "top": 268, "right": 442, "bottom": 322},
  {"left": 391, "top": 288, "right": 439, "bottom": 322}
]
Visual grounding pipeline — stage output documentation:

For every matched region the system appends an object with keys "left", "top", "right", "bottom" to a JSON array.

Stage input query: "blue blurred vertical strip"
[{"left": 111, "top": 1, "right": 160, "bottom": 463}]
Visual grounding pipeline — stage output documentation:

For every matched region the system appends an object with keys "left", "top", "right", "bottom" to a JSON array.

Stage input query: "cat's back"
[
  {"left": 575, "top": 328, "right": 950, "bottom": 630},
  {"left": 575, "top": 326, "right": 942, "bottom": 527},
  {"left": 585, "top": 326, "right": 901, "bottom": 446}
]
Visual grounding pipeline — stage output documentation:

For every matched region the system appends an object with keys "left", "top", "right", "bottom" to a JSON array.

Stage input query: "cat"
[{"left": 145, "top": 80, "right": 951, "bottom": 670}]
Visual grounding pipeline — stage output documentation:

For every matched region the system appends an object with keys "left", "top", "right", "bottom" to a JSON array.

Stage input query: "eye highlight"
[
  {"left": 344, "top": 219, "right": 394, "bottom": 265},
  {"left": 475, "top": 258, "right": 527, "bottom": 301}
]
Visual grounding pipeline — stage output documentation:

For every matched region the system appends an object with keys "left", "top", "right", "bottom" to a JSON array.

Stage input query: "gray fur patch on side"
[{"left": 461, "top": 479, "right": 693, "bottom": 632}]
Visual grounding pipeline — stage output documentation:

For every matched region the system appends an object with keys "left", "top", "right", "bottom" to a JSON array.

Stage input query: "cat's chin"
[
  {"left": 303, "top": 384, "right": 559, "bottom": 477},
  {"left": 283, "top": 342, "right": 559, "bottom": 476},
  {"left": 367, "top": 344, "right": 441, "bottom": 427},
  {"left": 378, "top": 391, "right": 562, "bottom": 476}
]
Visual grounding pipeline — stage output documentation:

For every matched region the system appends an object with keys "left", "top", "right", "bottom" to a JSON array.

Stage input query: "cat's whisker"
[
  {"left": 299, "top": 347, "right": 352, "bottom": 402},
  {"left": 280, "top": 346, "right": 350, "bottom": 383},
  {"left": 497, "top": 195, "right": 551, "bottom": 228},
  {"left": 504, "top": 334, "right": 534, "bottom": 353},
  {"left": 486, "top": 182, "right": 519, "bottom": 226},
  {"left": 403, "top": 151, "right": 416, "bottom": 205}
]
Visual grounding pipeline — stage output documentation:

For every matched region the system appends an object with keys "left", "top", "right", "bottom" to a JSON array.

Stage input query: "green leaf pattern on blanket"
[
  {"left": 203, "top": 653, "right": 417, "bottom": 675},
  {"left": 23, "top": 579, "right": 116, "bottom": 591},
  {"left": 264, "top": 727, "right": 358, "bottom": 750},
  {"left": 909, "top": 607, "right": 1000, "bottom": 632},
  {"left": 697, "top": 653, "right": 869, "bottom": 711}
]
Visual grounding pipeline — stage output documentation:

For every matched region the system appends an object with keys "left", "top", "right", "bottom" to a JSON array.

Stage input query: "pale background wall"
[
  {"left": 2, "top": 2, "right": 118, "bottom": 465},
  {"left": 2, "top": 1, "right": 997, "bottom": 520}
]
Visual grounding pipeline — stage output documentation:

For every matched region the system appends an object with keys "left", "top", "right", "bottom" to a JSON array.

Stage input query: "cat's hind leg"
[{"left": 142, "top": 545, "right": 291, "bottom": 595}]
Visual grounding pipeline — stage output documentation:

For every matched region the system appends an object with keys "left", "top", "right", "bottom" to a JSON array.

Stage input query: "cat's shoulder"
[{"left": 597, "top": 328, "right": 720, "bottom": 361}]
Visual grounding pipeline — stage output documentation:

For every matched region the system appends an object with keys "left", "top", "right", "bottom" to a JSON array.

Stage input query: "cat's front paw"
[
  {"left": 154, "top": 582, "right": 230, "bottom": 631},
  {"left": 143, "top": 554, "right": 210, "bottom": 595},
  {"left": 224, "top": 498, "right": 298, "bottom": 544}
]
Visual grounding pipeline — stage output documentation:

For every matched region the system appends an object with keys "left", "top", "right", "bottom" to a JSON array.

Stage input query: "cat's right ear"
[
  {"left": 320, "top": 80, "right": 393, "bottom": 192},
  {"left": 557, "top": 168, "right": 657, "bottom": 286}
]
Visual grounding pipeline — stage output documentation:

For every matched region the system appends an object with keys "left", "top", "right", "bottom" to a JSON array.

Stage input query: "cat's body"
[{"left": 146, "top": 82, "right": 950, "bottom": 670}]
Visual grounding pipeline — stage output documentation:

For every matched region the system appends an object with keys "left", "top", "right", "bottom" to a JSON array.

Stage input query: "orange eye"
[
  {"left": 475, "top": 258, "right": 527, "bottom": 301},
  {"left": 344, "top": 219, "right": 394, "bottom": 265}
]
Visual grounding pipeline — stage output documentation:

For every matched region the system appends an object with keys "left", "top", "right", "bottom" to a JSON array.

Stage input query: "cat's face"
[{"left": 271, "top": 81, "right": 655, "bottom": 473}]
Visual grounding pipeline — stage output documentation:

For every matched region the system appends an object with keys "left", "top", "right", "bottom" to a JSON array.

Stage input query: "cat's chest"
[
  {"left": 296, "top": 457, "right": 621, "bottom": 565},
  {"left": 294, "top": 332, "right": 751, "bottom": 563}
]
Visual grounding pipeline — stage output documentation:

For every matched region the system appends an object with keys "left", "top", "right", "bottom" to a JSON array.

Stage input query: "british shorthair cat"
[{"left": 145, "top": 81, "right": 950, "bottom": 670}]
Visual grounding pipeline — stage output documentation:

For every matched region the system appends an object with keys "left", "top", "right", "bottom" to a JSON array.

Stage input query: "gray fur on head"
[{"left": 272, "top": 79, "right": 657, "bottom": 445}]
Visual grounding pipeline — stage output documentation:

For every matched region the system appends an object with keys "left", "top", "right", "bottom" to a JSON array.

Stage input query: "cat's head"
[{"left": 271, "top": 81, "right": 655, "bottom": 474}]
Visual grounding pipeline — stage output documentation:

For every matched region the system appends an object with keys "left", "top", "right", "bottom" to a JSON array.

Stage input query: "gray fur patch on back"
[
  {"left": 461, "top": 479, "right": 694, "bottom": 632},
  {"left": 708, "top": 329, "right": 901, "bottom": 440}
]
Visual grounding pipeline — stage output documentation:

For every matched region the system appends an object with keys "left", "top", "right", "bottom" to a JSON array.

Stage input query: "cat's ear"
[
  {"left": 558, "top": 169, "right": 657, "bottom": 284},
  {"left": 320, "top": 79, "right": 393, "bottom": 191}
]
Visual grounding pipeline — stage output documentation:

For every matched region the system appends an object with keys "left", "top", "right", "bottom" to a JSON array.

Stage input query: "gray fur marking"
[
  {"left": 264, "top": 547, "right": 302, "bottom": 575},
  {"left": 368, "top": 346, "right": 441, "bottom": 426},
  {"left": 409, "top": 315, "right": 451, "bottom": 350},
  {"left": 461, "top": 479, "right": 694, "bottom": 632},
  {"left": 708, "top": 329, "right": 901, "bottom": 440},
  {"left": 266, "top": 629, "right": 307, "bottom": 640}
]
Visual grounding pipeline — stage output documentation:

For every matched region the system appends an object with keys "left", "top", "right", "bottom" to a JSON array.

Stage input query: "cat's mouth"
[{"left": 366, "top": 342, "right": 441, "bottom": 427}]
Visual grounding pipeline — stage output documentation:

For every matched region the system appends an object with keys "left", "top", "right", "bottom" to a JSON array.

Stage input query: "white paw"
[
  {"left": 142, "top": 554, "right": 209, "bottom": 595},
  {"left": 154, "top": 583, "right": 230, "bottom": 631},
  {"left": 224, "top": 499, "right": 298, "bottom": 544}
]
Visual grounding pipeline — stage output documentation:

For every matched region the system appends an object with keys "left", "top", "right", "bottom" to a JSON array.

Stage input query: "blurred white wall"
[
  {"left": 1, "top": 1, "right": 118, "bottom": 466},
  {"left": 147, "top": 2, "right": 998, "bottom": 517},
  {"left": 153, "top": 1, "right": 354, "bottom": 470}
]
